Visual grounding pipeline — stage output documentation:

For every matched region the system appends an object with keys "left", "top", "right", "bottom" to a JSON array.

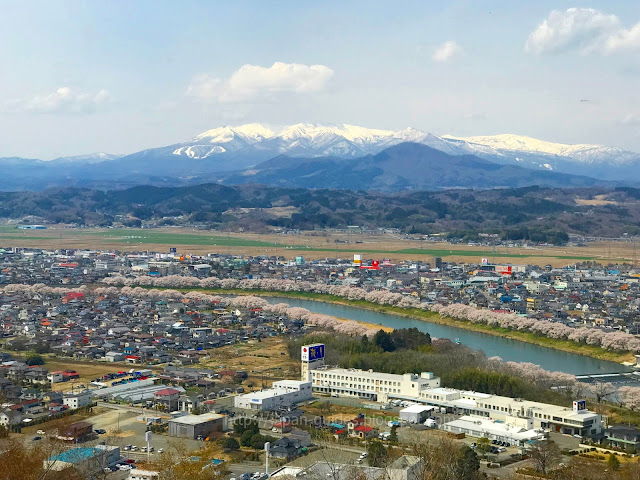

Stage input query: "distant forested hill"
[{"left": 2, "top": 184, "right": 640, "bottom": 242}]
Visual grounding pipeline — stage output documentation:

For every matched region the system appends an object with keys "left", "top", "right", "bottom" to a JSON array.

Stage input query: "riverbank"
[{"left": 179, "top": 288, "right": 635, "bottom": 364}]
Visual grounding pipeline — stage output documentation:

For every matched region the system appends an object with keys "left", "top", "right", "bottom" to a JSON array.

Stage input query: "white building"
[
  {"left": 47, "top": 372, "right": 64, "bottom": 383},
  {"left": 63, "top": 390, "right": 94, "bottom": 409},
  {"left": 299, "top": 343, "right": 602, "bottom": 439},
  {"left": 309, "top": 367, "right": 440, "bottom": 402},
  {"left": 234, "top": 380, "right": 312, "bottom": 411},
  {"left": 399, "top": 405, "right": 435, "bottom": 424},
  {"left": 417, "top": 388, "right": 603, "bottom": 438},
  {"left": 300, "top": 343, "right": 440, "bottom": 402},
  {"left": 442, "top": 415, "right": 545, "bottom": 444}
]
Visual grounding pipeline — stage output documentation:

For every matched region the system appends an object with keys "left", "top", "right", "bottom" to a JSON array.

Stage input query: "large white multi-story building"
[
  {"left": 300, "top": 343, "right": 603, "bottom": 439},
  {"left": 309, "top": 367, "right": 440, "bottom": 402},
  {"left": 301, "top": 343, "right": 440, "bottom": 402}
]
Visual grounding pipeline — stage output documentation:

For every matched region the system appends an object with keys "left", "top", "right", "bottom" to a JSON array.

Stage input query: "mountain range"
[{"left": 1, "top": 123, "right": 639, "bottom": 191}]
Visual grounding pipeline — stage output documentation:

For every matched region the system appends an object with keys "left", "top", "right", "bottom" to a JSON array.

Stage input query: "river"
[{"left": 262, "top": 296, "right": 630, "bottom": 376}]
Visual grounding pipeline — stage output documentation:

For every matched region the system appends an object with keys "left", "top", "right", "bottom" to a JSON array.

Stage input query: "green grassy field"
[
  {"left": 79, "top": 229, "right": 286, "bottom": 247},
  {"left": 0, "top": 226, "right": 629, "bottom": 263},
  {"left": 74, "top": 229, "right": 617, "bottom": 261}
]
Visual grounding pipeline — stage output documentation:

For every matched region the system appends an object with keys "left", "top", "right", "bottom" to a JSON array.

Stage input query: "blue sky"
[{"left": 0, "top": 0, "right": 638, "bottom": 158}]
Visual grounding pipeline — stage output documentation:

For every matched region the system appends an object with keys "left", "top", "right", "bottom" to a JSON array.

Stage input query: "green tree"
[
  {"left": 250, "top": 434, "right": 266, "bottom": 451},
  {"left": 475, "top": 437, "right": 491, "bottom": 459},
  {"left": 240, "top": 430, "right": 254, "bottom": 447},
  {"left": 455, "top": 445, "right": 480, "bottom": 480},
  {"left": 222, "top": 437, "right": 240, "bottom": 451},
  {"left": 607, "top": 453, "right": 620, "bottom": 471},
  {"left": 367, "top": 440, "right": 388, "bottom": 467},
  {"left": 234, "top": 418, "right": 259, "bottom": 435},
  {"left": 373, "top": 330, "right": 395, "bottom": 352},
  {"left": 25, "top": 354, "right": 44, "bottom": 366},
  {"left": 389, "top": 425, "right": 398, "bottom": 444}
]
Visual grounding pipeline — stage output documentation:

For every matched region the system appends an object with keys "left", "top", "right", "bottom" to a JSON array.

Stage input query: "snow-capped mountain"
[
  {"left": 440, "top": 133, "right": 640, "bottom": 180},
  {"left": 166, "top": 123, "right": 476, "bottom": 164},
  {"left": 1, "top": 123, "right": 639, "bottom": 191},
  {"left": 159, "top": 123, "right": 640, "bottom": 181},
  {"left": 444, "top": 134, "right": 640, "bottom": 165}
]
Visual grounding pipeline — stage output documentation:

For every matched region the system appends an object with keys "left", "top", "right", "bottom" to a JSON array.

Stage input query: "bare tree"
[
  {"left": 592, "top": 381, "right": 616, "bottom": 404},
  {"left": 528, "top": 439, "right": 561, "bottom": 476}
]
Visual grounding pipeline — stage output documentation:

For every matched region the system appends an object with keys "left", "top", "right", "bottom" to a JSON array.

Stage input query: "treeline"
[
  {"left": 2, "top": 184, "right": 640, "bottom": 237},
  {"left": 446, "top": 226, "right": 570, "bottom": 245}
]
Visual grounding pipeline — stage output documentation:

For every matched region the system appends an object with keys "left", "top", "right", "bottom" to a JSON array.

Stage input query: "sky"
[{"left": 0, "top": 0, "right": 639, "bottom": 159}]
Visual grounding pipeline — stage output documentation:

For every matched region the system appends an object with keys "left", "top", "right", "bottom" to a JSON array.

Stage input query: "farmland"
[{"left": 0, "top": 225, "right": 635, "bottom": 267}]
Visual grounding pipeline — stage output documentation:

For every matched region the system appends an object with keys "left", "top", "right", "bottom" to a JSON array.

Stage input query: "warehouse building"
[
  {"left": 168, "top": 412, "right": 227, "bottom": 439},
  {"left": 399, "top": 405, "right": 435, "bottom": 424},
  {"left": 234, "top": 380, "right": 312, "bottom": 411}
]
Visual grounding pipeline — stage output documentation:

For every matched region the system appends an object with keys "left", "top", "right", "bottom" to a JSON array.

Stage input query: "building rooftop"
[
  {"left": 48, "top": 445, "right": 116, "bottom": 464},
  {"left": 168, "top": 412, "right": 225, "bottom": 425}
]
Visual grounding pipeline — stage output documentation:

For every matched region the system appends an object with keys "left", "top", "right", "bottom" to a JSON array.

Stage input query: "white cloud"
[
  {"left": 186, "top": 61, "right": 334, "bottom": 102},
  {"left": 432, "top": 41, "right": 463, "bottom": 62},
  {"left": 622, "top": 113, "right": 640, "bottom": 126},
  {"left": 6, "top": 87, "right": 111, "bottom": 114},
  {"left": 526, "top": 8, "right": 640, "bottom": 55}
]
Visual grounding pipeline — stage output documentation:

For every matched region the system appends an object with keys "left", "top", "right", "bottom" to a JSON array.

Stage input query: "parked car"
[{"left": 36, "top": 430, "right": 45, "bottom": 435}]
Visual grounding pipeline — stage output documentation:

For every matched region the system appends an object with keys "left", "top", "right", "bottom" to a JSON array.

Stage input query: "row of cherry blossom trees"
[
  {"left": 97, "top": 275, "right": 640, "bottom": 353},
  {"left": 9, "top": 281, "right": 635, "bottom": 405},
  {"left": 0, "top": 283, "right": 376, "bottom": 338}
]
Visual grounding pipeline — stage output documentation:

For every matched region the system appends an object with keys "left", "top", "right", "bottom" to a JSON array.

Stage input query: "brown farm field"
[
  {"left": 199, "top": 336, "right": 300, "bottom": 387},
  {"left": 0, "top": 225, "right": 638, "bottom": 267}
]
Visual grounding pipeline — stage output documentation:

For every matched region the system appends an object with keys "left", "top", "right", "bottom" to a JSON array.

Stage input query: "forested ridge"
[{"left": 2, "top": 184, "right": 640, "bottom": 240}]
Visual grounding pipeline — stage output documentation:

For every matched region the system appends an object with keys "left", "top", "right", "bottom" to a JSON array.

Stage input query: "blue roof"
[{"left": 49, "top": 447, "right": 99, "bottom": 464}]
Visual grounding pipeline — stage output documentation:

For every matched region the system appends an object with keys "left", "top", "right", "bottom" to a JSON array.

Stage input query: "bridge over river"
[{"left": 575, "top": 371, "right": 640, "bottom": 384}]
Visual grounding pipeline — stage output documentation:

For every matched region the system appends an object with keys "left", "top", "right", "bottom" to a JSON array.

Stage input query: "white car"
[{"left": 37, "top": 430, "right": 45, "bottom": 435}]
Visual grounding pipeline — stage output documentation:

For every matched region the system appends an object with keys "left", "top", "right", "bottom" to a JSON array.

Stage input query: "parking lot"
[{"left": 88, "top": 408, "right": 206, "bottom": 457}]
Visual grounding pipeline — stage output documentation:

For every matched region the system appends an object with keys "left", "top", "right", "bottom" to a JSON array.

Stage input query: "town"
[{"left": 1, "top": 246, "right": 640, "bottom": 479}]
